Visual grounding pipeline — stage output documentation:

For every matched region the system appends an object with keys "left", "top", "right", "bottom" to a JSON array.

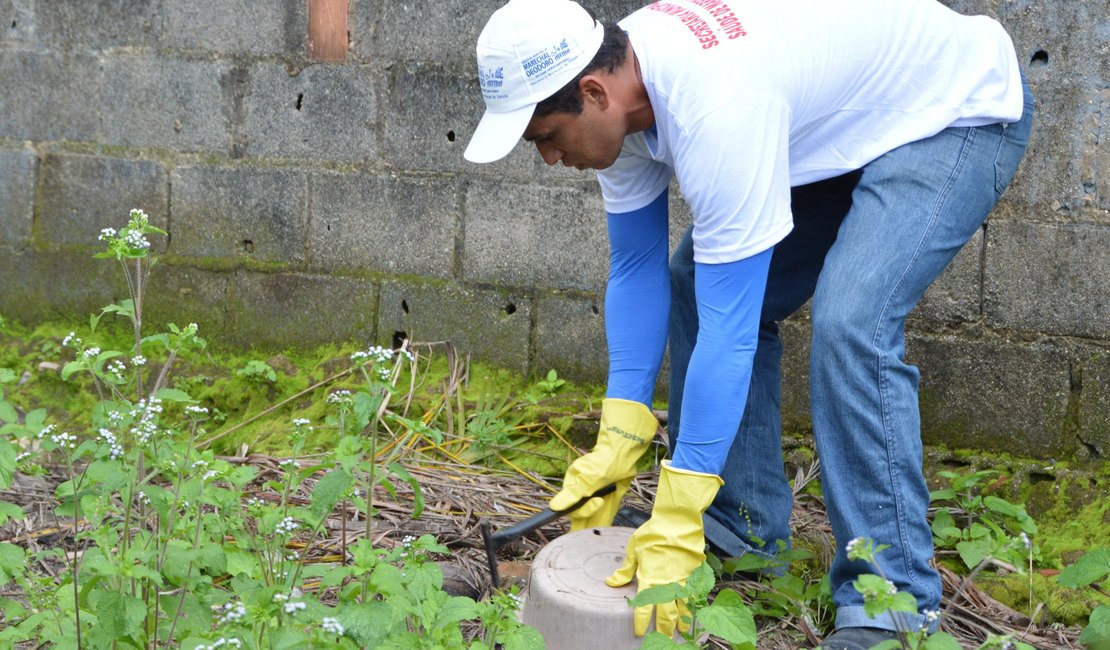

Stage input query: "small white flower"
[
  {"left": 275, "top": 516, "right": 299, "bottom": 536},
  {"left": 15, "top": 451, "right": 31, "bottom": 463},
  {"left": 272, "top": 592, "right": 290, "bottom": 603},
  {"left": 282, "top": 600, "right": 306, "bottom": 614},
  {"left": 1019, "top": 532, "right": 1031, "bottom": 550},
  {"left": 326, "top": 390, "right": 353, "bottom": 404},
  {"left": 203, "top": 470, "right": 219, "bottom": 481},
  {"left": 185, "top": 405, "right": 210, "bottom": 416},
  {"left": 321, "top": 616, "right": 345, "bottom": 635},
  {"left": 62, "top": 332, "right": 80, "bottom": 347},
  {"left": 218, "top": 601, "right": 248, "bottom": 625},
  {"left": 246, "top": 497, "right": 263, "bottom": 509},
  {"left": 38, "top": 424, "right": 56, "bottom": 439},
  {"left": 131, "top": 355, "right": 146, "bottom": 366},
  {"left": 98, "top": 227, "right": 117, "bottom": 241},
  {"left": 83, "top": 347, "right": 101, "bottom": 359}
]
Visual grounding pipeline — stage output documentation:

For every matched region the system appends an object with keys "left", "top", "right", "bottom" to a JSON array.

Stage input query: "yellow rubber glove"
[
  {"left": 549, "top": 398, "right": 657, "bottom": 530},
  {"left": 606, "top": 460, "right": 723, "bottom": 637}
]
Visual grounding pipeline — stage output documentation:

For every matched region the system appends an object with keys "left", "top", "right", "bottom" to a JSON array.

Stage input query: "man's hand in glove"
[
  {"left": 549, "top": 398, "right": 657, "bottom": 530},
  {"left": 606, "top": 460, "right": 723, "bottom": 637}
]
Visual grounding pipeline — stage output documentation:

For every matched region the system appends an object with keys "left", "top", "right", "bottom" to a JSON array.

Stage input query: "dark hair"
[{"left": 534, "top": 22, "right": 630, "bottom": 118}]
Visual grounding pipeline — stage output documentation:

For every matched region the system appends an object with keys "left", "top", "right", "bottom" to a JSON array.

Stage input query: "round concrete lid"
[{"left": 521, "top": 527, "right": 642, "bottom": 650}]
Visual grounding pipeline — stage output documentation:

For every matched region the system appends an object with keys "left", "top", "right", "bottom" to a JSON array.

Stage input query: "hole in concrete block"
[
  {"left": 11, "top": 20, "right": 16, "bottom": 28},
  {"left": 504, "top": 302, "right": 517, "bottom": 315},
  {"left": 392, "top": 330, "right": 408, "bottom": 349},
  {"left": 401, "top": 299, "right": 410, "bottom": 313},
  {"left": 296, "top": 93, "right": 304, "bottom": 110},
  {"left": 447, "top": 130, "right": 456, "bottom": 142},
  {"left": 590, "top": 304, "right": 599, "bottom": 315},
  {"left": 242, "top": 239, "right": 254, "bottom": 254},
  {"left": 1030, "top": 49, "right": 1048, "bottom": 66}
]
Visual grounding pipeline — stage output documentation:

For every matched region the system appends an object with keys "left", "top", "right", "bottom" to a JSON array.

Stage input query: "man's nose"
[{"left": 536, "top": 141, "right": 563, "bottom": 165}]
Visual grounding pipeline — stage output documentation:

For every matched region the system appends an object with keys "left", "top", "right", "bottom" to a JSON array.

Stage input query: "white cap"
[{"left": 464, "top": 0, "right": 605, "bottom": 164}]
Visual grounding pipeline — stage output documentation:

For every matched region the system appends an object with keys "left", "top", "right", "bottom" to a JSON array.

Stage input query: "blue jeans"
[{"left": 668, "top": 79, "right": 1033, "bottom": 631}]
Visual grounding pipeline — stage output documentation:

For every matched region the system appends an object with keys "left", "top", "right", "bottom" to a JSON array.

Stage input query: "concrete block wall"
[{"left": 0, "top": 0, "right": 1107, "bottom": 461}]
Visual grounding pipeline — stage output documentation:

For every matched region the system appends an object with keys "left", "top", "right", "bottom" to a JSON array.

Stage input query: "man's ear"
[{"left": 579, "top": 75, "right": 610, "bottom": 109}]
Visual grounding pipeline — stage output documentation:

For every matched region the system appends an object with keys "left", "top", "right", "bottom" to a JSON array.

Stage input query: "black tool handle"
[{"left": 481, "top": 482, "right": 618, "bottom": 588}]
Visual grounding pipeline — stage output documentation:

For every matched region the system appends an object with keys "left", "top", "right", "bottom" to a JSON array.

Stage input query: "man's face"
[{"left": 522, "top": 100, "right": 625, "bottom": 171}]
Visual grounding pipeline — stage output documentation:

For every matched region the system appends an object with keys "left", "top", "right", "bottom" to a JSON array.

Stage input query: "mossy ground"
[{"left": 1, "top": 317, "right": 1106, "bottom": 629}]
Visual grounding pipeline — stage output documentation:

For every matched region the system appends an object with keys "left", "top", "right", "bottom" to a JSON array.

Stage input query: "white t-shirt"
[{"left": 597, "top": 0, "right": 1024, "bottom": 264}]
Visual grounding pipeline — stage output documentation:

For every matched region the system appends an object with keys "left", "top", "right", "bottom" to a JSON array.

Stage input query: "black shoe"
[{"left": 820, "top": 627, "right": 901, "bottom": 650}]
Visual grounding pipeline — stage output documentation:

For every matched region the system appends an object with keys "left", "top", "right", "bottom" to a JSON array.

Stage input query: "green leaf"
[
  {"left": 435, "top": 595, "right": 480, "bottom": 626},
  {"left": 0, "top": 542, "right": 26, "bottom": 584},
  {"left": 869, "top": 641, "right": 903, "bottom": 650},
  {"left": 699, "top": 590, "right": 756, "bottom": 645},
  {"left": 0, "top": 502, "right": 24, "bottom": 526},
  {"left": 929, "top": 488, "right": 957, "bottom": 502},
  {"left": 310, "top": 468, "right": 354, "bottom": 524},
  {"left": 154, "top": 388, "right": 195, "bottom": 403},
  {"left": 921, "top": 632, "right": 964, "bottom": 650},
  {"left": 0, "top": 401, "right": 17, "bottom": 424},
  {"left": 61, "top": 360, "right": 84, "bottom": 380},
  {"left": 956, "top": 539, "right": 994, "bottom": 570},
  {"left": 268, "top": 626, "right": 311, "bottom": 650},
  {"left": 628, "top": 582, "right": 686, "bottom": 607},
  {"left": 0, "top": 441, "right": 14, "bottom": 490},
  {"left": 224, "top": 548, "right": 260, "bottom": 578},
  {"left": 342, "top": 600, "right": 399, "bottom": 648},
  {"left": 639, "top": 632, "right": 684, "bottom": 649},
  {"left": 1057, "top": 549, "right": 1110, "bottom": 588},
  {"left": 685, "top": 561, "right": 715, "bottom": 599},
  {"left": 95, "top": 591, "right": 145, "bottom": 639},
  {"left": 503, "top": 625, "right": 546, "bottom": 650},
  {"left": 1079, "top": 605, "right": 1110, "bottom": 649},
  {"left": 0, "top": 369, "right": 16, "bottom": 384},
  {"left": 389, "top": 462, "right": 424, "bottom": 519}
]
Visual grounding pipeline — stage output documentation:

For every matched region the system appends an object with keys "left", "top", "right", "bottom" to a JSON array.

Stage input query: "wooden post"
[{"left": 308, "top": 0, "right": 349, "bottom": 62}]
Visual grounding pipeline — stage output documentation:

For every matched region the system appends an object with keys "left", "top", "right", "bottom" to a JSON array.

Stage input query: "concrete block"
[
  {"left": 984, "top": 220, "right": 1110, "bottom": 339},
  {"left": 101, "top": 55, "right": 231, "bottom": 153},
  {"left": 2, "top": 0, "right": 36, "bottom": 45},
  {"left": 912, "top": 227, "right": 983, "bottom": 325},
  {"left": 227, "top": 271, "right": 378, "bottom": 350},
  {"left": 534, "top": 291, "right": 607, "bottom": 385},
  {"left": 378, "top": 279, "right": 530, "bottom": 374},
  {"left": 36, "top": 0, "right": 160, "bottom": 50},
  {"left": 170, "top": 165, "right": 308, "bottom": 265},
  {"left": 37, "top": 153, "right": 169, "bottom": 250},
  {"left": 164, "top": 0, "right": 306, "bottom": 56},
  {"left": 381, "top": 64, "right": 539, "bottom": 175},
  {"left": 242, "top": 62, "right": 376, "bottom": 162},
  {"left": 779, "top": 316, "right": 814, "bottom": 435},
  {"left": 308, "top": 172, "right": 457, "bottom": 278},
  {"left": 354, "top": 0, "right": 501, "bottom": 67},
  {"left": 0, "top": 146, "right": 36, "bottom": 248},
  {"left": 0, "top": 50, "right": 102, "bottom": 143},
  {"left": 939, "top": 0, "right": 1002, "bottom": 20},
  {"left": 143, "top": 264, "right": 231, "bottom": 342},
  {"left": 908, "top": 331, "right": 1072, "bottom": 457},
  {"left": 0, "top": 250, "right": 121, "bottom": 324},
  {"left": 999, "top": 80, "right": 1103, "bottom": 215},
  {"left": 1075, "top": 345, "right": 1110, "bottom": 462},
  {"left": 1002, "top": 0, "right": 1109, "bottom": 82},
  {"left": 463, "top": 181, "right": 608, "bottom": 291}
]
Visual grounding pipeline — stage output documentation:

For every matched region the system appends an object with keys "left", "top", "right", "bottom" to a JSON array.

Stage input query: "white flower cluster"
[
  {"left": 62, "top": 332, "right": 81, "bottom": 348},
  {"left": 923, "top": 609, "right": 940, "bottom": 625},
  {"left": 292, "top": 418, "right": 312, "bottom": 430},
  {"left": 845, "top": 537, "right": 866, "bottom": 558},
  {"left": 83, "top": 347, "right": 101, "bottom": 359},
  {"left": 131, "top": 355, "right": 146, "bottom": 366},
  {"left": 129, "top": 397, "right": 163, "bottom": 444},
  {"left": 15, "top": 451, "right": 32, "bottom": 463},
  {"left": 123, "top": 229, "right": 151, "bottom": 250},
  {"left": 195, "top": 639, "right": 241, "bottom": 650},
  {"left": 51, "top": 430, "right": 78, "bottom": 450},
  {"left": 98, "top": 228, "right": 117, "bottom": 242},
  {"left": 326, "top": 390, "right": 353, "bottom": 405},
  {"left": 137, "top": 491, "right": 152, "bottom": 507},
  {"left": 351, "top": 345, "right": 395, "bottom": 364},
  {"left": 246, "top": 497, "right": 263, "bottom": 509},
  {"left": 275, "top": 516, "right": 299, "bottom": 536},
  {"left": 98, "top": 428, "right": 125, "bottom": 460},
  {"left": 185, "top": 405, "right": 210, "bottom": 417},
  {"left": 321, "top": 617, "right": 345, "bottom": 635},
  {"left": 272, "top": 592, "right": 289, "bottom": 603},
  {"left": 106, "top": 359, "right": 127, "bottom": 382},
  {"left": 282, "top": 600, "right": 307, "bottom": 615},
  {"left": 217, "top": 601, "right": 247, "bottom": 625},
  {"left": 107, "top": 410, "right": 123, "bottom": 424},
  {"left": 279, "top": 458, "right": 301, "bottom": 470},
  {"left": 37, "top": 424, "right": 56, "bottom": 439}
]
